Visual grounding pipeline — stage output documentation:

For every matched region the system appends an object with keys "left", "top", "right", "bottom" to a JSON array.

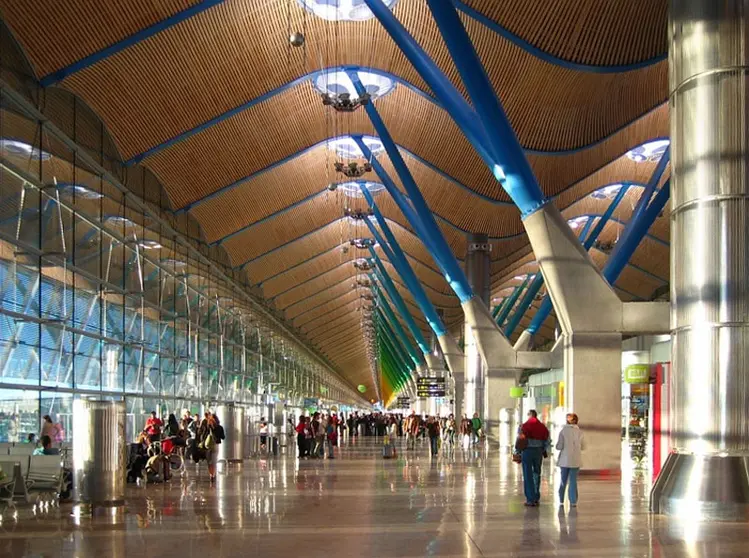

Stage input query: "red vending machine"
[{"left": 650, "top": 362, "right": 670, "bottom": 481}]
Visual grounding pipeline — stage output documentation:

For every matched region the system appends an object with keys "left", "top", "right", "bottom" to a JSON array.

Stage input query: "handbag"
[{"left": 512, "top": 453, "right": 522, "bottom": 464}]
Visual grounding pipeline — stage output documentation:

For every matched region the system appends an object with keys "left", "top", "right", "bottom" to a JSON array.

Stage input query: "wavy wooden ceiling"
[{"left": 0, "top": 0, "right": 670, "bottom": 392}]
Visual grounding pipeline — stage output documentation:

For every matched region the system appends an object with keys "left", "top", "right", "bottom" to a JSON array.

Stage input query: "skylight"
[
  {"left": 0, "top": 139, "right": 52, "bottom": 161},
  {"left": 55, "top": 182, "right": 103, "bottom": 200},
  {"left": 337, "top": 181, "right": 386, "bottom": 198},
  {"left": 313, "top": 69, "right": 395, "bottom": 102},
  {"left": 327, "top": 135, "right": 385, "bottom": 158},
  {"left": 567, "top": 216, "right": 589, "bottom": 230},
  {"left": 297, "top": 0, "right": 398, "bottom": 22},
  {"left": 589, "top": 184, "right": 624, "bottom": 200},
  {"left": 626, "top": 139, "right": 669, "bottom": 163}
]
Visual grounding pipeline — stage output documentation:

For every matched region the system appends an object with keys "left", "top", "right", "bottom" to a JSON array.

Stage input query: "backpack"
[{"left": 214, "top": 425, "right": 225, "bottom": 443}]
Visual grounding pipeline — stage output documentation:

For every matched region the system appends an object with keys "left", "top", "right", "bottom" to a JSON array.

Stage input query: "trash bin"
[{"left": 272, "top": 436, "right": 279, "bottom": 456}]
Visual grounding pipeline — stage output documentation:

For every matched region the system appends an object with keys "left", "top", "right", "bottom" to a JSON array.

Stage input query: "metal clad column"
[
  {"left": 464, "top": 234, "right": 490, "bottom": 422},
  {"left": 73, "top": 400, "right": 126, "bottom": 518},
  {"left": 217, "top": 404, "right": 245, "bottom": 467},
  {"left": 652, "top": 0, "right": 749, "bottom": 519}
]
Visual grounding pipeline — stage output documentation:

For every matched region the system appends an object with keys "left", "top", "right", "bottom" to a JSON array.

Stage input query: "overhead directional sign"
[
  {"left": 396, "top": 396, "right": 411, "bottom": 407},
  {"left": 417, "top": 377, "right": 446, "bottom": 397}
]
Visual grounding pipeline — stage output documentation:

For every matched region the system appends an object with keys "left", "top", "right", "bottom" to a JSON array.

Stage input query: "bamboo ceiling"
[{"left": 0, "top": 0, "right": 670, "bottom": 392}]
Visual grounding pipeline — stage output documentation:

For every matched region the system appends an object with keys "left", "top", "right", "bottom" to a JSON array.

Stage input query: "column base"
[{"left": 651, "top": 453, "right": 749, "bottom": 521}]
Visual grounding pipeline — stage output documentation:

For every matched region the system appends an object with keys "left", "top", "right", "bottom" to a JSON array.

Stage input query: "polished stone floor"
[{"left": 1, "top": 436, "right": 748, "bottom": 557}]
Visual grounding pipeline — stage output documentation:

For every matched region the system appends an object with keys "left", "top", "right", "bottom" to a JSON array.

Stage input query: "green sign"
[
  {"left": 624, "top": 364, "right": 650, "bottom": 384},
  {"left": 509, "top": 386, "right": 525, "bottom": 399}
]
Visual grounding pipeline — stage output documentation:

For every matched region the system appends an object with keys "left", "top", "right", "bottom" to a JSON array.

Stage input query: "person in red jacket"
[
  {"left": 519, "top": 410, "right": 550, "bottom": 506},
  {"left": 295, "top": 416, "right": 308, "bottom": 459},
  {"left": 144, "top": 411, "right": 163, "bottom": 442}
]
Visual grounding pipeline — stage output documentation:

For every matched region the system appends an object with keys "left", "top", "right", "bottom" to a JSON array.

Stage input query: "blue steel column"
[
  {"left": 371, "top": 279, "right": 423, "bottom": 368},
  {"left": 363, "top": 0, "right": 545, "bottom": 214},
  {"left": 463, "top": 233, "right": 491, "bottom": 422},
  {"left": 359, "top": 185, "right": 447, "bottom": 337},
  {"left": 368, "top": 253, "right": 430, "bottom": 355},
  {"left": 351, "top": 112, "right": 473, "bottom": 302},
  {"left": 424, "top": 0, "right": 545, "bottom": 215},
  {"left": 503, "top": 273, "right": 544, "bottom": 338},
  {"left": 496, "top": 275, "right": 531, "bottom": 327}
]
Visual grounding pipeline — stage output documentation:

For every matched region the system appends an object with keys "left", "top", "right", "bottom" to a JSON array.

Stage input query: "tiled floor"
[{"left": 1, "top": 437, "right": 748, "bottom": 557}]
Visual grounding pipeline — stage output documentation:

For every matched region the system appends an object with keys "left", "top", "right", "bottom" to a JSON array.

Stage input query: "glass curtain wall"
[{"left": 0, "top": 80, "right": 357, "bottom": 443}]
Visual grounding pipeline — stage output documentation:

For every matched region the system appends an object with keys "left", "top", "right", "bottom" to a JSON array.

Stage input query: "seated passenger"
[{"left": 33, "top": 435, "right": 59, "bottom": 456}]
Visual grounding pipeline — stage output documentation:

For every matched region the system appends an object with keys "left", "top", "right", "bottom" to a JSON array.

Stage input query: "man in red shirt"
[
  {"left": 519, "top": 410, "right": 550, "bottom": 506},
  {"left": 144, "top": 411, "right": 163, "bottom": 442}
]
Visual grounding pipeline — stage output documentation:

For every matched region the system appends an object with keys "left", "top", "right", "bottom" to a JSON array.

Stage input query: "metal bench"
[
  {"left": 26, "top": 455, "right": 65, "bottom": 502},
  {"left": 0, "top": 458, "right": 29, "bottom": 503}
]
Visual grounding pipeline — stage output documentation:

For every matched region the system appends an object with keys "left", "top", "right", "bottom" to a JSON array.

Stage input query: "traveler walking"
[
  {"left": 446, "top": 414, "right": 457, "bottom": 446},
  {"left": 459, "top": 415, "right": 473, "bottom": 450},
  {"left": 406, "top": 411, "right": 420, "bottom": 450},
  {"left": 318, "top": 413, "right": 328, "bottom": 457},
  {"left": 426, "top": 416, "right": 441, "bottom": 457},
  {"left": 258, "top": 418, "right": 269, "bottom": 452},
  {"left": 296, "top": 416, "right": 307, "bottom": 459},
  {"left": 516, "top": 409, "right": 550, "bottom": 506},
  {"left": 556, "top": 413, "right": 584, "bottom": 507},
  {"left": 198, "top": 413, "right": 225, "bottom": 483},
  {"left": 471, "top": 413, "right": 483, "bottom": 445},
  {"left": 311, "top": 412, "right": 324, "bottom": 458},
  {"left": 327, "top": 413, "right": 338, "bottom": 459}
]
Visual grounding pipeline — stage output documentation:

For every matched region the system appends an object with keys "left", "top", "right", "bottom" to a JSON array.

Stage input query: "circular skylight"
[
  {"left": 567, "top": 216, "right": 589, "bottom": 230},
  {"left": 313, "top": 69, "right": 395, "bottom": 101},
  {"left": 337, "top": 181, "right": 386, "bottom": 198},
  {"left": 161, "top": 258, "right": 187, "bottom": 270},
  {"left": 55, "top": 182, "right": 103, "bottom": 200},
  {"left": 105, "top": 215, "right": 136, "bottom": 228},
  {"left": 327, "top": 135, "right": 384, "bottom": 158},
  {"left": 626, "top": 139, "right": 669, "bottom": 163},
  {"left": 0, "top": 139, "right": 52, "bottom": 161},
  {"left": 589, "top": 184, "right": 624, "bottom": 200},
  {"left": 138, "top": 240, "right": 163, "bottom": 250},
  {"left": 297, "top": 0, "right": 398, "bottom": 21}
]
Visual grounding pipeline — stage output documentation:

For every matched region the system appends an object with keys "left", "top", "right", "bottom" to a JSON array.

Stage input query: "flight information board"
[{"left": 416, "top": 377, "right": 446, "bottom": 397}]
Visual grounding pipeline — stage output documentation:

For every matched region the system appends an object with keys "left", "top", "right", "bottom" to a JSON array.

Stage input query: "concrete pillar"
[
  {"left": 464, "top": 233, "right": 490, "bottom": 422},
  {"left": 563, "top": 333, "right": 622, "bottom": 472},
  {"left": 651, "top": 0, "right": 749, "bottom": 520},
  {"left": 485, "top": 369, "right": 518, "bottom": 446}
]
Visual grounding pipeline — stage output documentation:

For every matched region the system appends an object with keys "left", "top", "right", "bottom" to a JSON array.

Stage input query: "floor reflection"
[{"left": 0, "top": 437, "right": 747, "bottom": 557}]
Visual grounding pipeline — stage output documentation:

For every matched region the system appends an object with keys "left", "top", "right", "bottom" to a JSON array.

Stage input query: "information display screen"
[
  {"left": 416, "top": 377, "right": 446, "bottom": 397},
  {"left": 396, "top": 397, "right": 411, "bottom": 407}
]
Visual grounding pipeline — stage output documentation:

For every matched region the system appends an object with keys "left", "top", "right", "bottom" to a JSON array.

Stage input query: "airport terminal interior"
[{"left": 0, "top": 0, "right": 746, "bottom": 556}]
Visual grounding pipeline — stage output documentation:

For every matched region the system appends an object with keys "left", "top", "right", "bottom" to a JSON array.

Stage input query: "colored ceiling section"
[{"left": 0, "top": 0, "right": 670, "bottom": 394}]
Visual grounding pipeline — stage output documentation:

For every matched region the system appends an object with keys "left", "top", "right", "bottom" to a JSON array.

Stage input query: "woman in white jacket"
[{"left": 556, "top": 413, "right": 584, "bottom": 506}]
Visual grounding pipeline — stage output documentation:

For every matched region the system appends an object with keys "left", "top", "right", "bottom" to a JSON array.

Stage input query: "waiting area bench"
[{"left": 0, "top": 445, "right": 67, "bottom": 505}]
